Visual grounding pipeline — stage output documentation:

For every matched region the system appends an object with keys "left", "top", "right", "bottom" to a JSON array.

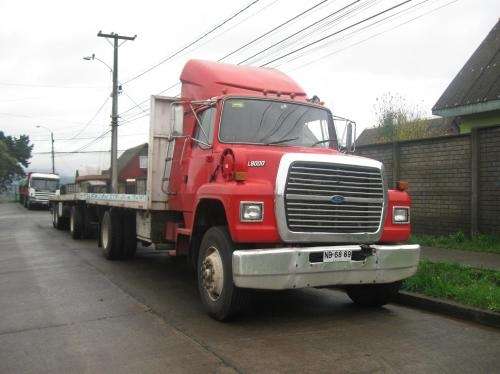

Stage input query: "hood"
[{"left": 216, "top": 144, "right": 380, "bottom": 187}]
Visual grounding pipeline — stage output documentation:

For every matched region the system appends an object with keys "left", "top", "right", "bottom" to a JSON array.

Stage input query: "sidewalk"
[{"left": 420, "top": 246, "right": 500, "bottom": 271}]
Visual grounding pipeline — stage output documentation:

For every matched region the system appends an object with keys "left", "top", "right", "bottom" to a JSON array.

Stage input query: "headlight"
[
  {"left": 393, "top": 206, "right": 410, "bottom": 224},
  {"left": 240, "top": 202, "right": 263, "bottom": 222}
]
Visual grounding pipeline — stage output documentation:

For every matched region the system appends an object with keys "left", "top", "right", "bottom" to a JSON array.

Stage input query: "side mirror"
[
  {"left": 345, "top": 121, "right": 356, "bottom": 153},
  {"left": 171, "top": 104, "right": 184, "bottom": 136}
]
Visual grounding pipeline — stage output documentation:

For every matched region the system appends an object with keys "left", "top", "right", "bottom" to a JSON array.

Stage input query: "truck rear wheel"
[
  {"left": 70, "top": 206, "right": 84, "bottom": 240},
  {"left": 53, "top": 205, "right": 67, "bottom": 230},
  {"left": 122, "top": 211, "right": 137, "bottom": 259},
  {"left": 100, "top": 210, "right": 124, "bottom": 260},
  {"left": 346, "top": 282, "right": 401, "bottom": 307},
  {"left": 197, "top": 226, "right": 248, "bottom": 321}
]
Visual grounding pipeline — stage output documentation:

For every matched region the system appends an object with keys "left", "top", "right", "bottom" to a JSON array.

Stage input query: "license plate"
[{"left": 323, "top": 249, "right": 352, "bottom": 262}]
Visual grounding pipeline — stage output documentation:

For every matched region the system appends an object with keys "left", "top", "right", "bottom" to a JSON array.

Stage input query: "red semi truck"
[{"left": 50, "top": 60, "right": 420, "bottom": 320}]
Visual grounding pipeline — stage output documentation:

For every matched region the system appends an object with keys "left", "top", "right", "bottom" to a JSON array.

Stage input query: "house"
[
  {"left": 432, "top": 19, "right": 500, "bottom": 132},
  {"left": 356, "top": 117, "right": 459, "bottom": 146},
  {"left": 102, "top": 143, "right": 148, "bottom": 194}
]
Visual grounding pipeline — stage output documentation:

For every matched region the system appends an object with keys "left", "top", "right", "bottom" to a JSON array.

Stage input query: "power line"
[
  {"left": 31, "top": 132, "right": 146, "bottom": 142},
  {"left": 67, "top": 96, "right": 110, "bottom": 140},
  {"left": 121, "top": 0, "right": 262, "bottom": 85},
  {"left": 118, "top": 82, "right": 180, "bottom": 118},
  {"left": 73, "top": 129, "right": 111, "bottom": 153},
  {"left": 118, "top": 1, "right": 329, "bottom": 118},
  {"left": 0, "top": 82, "right": 107, "bottom": 89},
  {"left": 260, "top": 0, "right": 413, "bottom": 67},
  {"left": 118, "top": 1, "right": 334, "bottom": 120},
  {"left": 288, "top": 0, "right": 458, "bottom": 71},
  {"left": 262, "top": 0, "right": 380, "bottom": 66},
  {"left": 218, "top": 0, "right": 330, "bottom": 62},
  {"left": 238, "top": 0, "right": 363, "bottom": 65},
  {"left": 34, "top": 149, "right": 127, "bottom": 155},
  {"left": 273, "top": 0, "right": 432, "bottom": 69}
]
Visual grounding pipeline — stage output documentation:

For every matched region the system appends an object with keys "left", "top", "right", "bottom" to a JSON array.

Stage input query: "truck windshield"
[
  {"left": 31, "top": 179, "right": 59, "bottom": 191},
  {"left": 219, "top": 98, "right": 337, "bottom": 148}
]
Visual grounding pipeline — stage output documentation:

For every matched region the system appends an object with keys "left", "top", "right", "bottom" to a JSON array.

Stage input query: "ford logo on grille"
[{"left": 330, "top": 195, "right": 345, "bottom": 204}]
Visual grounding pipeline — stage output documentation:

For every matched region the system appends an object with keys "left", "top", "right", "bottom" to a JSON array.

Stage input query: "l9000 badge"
[{"left": 248, "top": 161, "right": 266, "bottom": 167}]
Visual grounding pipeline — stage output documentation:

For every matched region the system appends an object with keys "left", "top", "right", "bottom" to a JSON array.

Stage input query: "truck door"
[{"left": 181, "top": 107, "right": 216, "bottom": 212}]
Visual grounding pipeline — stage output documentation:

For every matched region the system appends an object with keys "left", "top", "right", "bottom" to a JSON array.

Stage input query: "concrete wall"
[{"left": 355, "top": 125, "right": 500, "bottom": 236}]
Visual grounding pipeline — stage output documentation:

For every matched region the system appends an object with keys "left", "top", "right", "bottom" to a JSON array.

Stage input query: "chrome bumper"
[{"left": 232, "top": 244, "right": 420, "bottom": 290}]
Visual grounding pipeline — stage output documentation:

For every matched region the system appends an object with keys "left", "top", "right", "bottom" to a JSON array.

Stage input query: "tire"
[
  {"left": 70, "top": 206, "right": 84, "bottom": 240},
  {"left": 53, "top": 205, "right": 65, "bottom": 230},
  {"left": 26, "top": 198, "right": 32, "bottom": 210},
  {"left": 197, "top": 226, "right": 248, "bottom": 321},
  {"left": 122, "top": 211, "right": 137, "bottom": 259},
  {"left": 346, "top": 282, "right": 402, "bottom": 307},
  {"left": 100, "top": 209, "right": 124, "bottom": 260}
]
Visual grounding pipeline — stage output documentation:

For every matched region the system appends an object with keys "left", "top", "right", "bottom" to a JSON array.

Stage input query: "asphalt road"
[{"left": 1, "top": 202, "right": 499, "bottom": 374}]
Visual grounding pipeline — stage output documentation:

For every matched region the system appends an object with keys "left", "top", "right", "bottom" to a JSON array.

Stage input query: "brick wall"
[{"left": 355, "top": 125, "right": 500, "bottom": 236}]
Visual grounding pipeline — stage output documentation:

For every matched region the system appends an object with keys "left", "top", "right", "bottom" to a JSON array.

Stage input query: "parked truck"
[
  {"left": 50, "top": 60, "right": 420, "bottom": 320},
  {"left": 19, "top": 172, "right": 60, "bottom": 209}
]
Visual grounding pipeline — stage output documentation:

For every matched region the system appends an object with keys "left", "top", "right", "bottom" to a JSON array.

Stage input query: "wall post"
[{"left": 470, "top": 128, "right": 479, "bottom": 236}]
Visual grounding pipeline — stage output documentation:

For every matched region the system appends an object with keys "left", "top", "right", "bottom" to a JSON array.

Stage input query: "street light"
[
  {"left": 83, "top": 53, "right": 113, "bottom": 73},
  {"left": 36, "top": 125, "right": 55, "bottom": 174},
  {"left": 82, "top": 51, "right": 123, "bottom": 193}
]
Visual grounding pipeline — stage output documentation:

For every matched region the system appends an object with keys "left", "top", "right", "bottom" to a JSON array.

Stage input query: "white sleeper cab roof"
[{"left": 31, "top": 173, "right": 60, "bottom": 180}]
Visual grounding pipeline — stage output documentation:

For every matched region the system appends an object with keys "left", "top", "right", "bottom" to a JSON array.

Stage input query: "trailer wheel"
[
  {"left": 100, "top": 209, "right": 124, "bottom": 260},
  {"left": 70, "top": 206, "right": 84, "bottom": 240},
  {"left": 52, "top": 205, "right": 64, "bottom": 230},
  {"left": 346, "top": 282, "right": 401, "bottom": 307},
  {"left": 122, "top": 211, "right": 137, "bottom": 259},
  {"left": 197, "top": 226, "right": 248, "bottom": 321}
]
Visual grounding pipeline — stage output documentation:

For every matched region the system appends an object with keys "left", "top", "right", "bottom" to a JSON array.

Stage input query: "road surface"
[{"left": 0, "top": 202, "right": 498, "bottom": 373}]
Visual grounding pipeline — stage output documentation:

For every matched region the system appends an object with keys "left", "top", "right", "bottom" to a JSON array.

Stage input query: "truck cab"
[
  {"left": 20, "top": 172, "right": 60, "bottom": 209},
  {"left": 160, "top": 60, "right": 419, "bottom": 319}
]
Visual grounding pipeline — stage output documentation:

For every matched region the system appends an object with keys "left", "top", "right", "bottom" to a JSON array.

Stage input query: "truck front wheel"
[
  {"left": 345, "top": 282, "right": 401, "bottom": 307},
  {"left": 197, "top": 226, "right": 248, "bottom": 321},
  {"left": 100, "top": 210, "right": 123, "bottom": 260}
]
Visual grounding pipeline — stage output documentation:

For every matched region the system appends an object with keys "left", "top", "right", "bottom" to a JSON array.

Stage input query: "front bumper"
[{"left": 232, "top": 244, "right": 420, "bottom": 290}]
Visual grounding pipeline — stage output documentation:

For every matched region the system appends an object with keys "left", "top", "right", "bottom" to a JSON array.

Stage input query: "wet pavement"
[{"left": 1, "top": 202, "right": 499, "bottom": 373}]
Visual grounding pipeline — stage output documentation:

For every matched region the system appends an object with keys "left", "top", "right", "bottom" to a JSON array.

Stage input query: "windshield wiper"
[
  {"left": 265, "top": 137, "right": 299, "bottom": 145},
  {"left": 311, "top": 138, "right": 335, "bottom": 147}
]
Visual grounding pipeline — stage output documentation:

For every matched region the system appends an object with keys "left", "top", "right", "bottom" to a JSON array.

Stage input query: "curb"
[{"left": 395, "top": 291, "right": 500, "bottom": 329}]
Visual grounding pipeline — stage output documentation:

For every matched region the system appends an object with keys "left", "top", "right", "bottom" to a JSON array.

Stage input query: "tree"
[
  {"left": 0, "top": 131, "right": 33, "bottom": 191},
  {"left": 373, "top": 93, "right": 427, "bottom": 142}
]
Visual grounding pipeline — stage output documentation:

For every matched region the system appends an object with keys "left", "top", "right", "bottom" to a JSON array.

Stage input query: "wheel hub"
[{"left": 201, "top": 246, "right": 224, "bottom": 301}]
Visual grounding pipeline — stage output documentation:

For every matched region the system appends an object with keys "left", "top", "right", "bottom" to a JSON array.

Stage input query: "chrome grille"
[
  {"left": 284, "top": 161, "right": 384, "bottom": 233},
  {"left": 34, "top": 191, "right": 55, "bottom": 201}
]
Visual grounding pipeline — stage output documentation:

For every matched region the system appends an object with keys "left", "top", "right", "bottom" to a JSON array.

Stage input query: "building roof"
[
  {"left": 433, "top": 19, "right": 500, "bottom": 117},
  {"left": 357, "top": 117, "right": 459, "bottom": 146},
  {"left": 118, "top": 143, "right": 147, "bottom": 174},
  {"left": 103, "top": 143, "right": 148, "bottom": 175},
  {"left": 180, "top": 59, "right": 307, "bottom": 101}
]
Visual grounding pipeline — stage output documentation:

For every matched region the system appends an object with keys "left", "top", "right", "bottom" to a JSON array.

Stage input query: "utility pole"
[
  {"left": 50, "top": 132, "right": 55, "bottom": 174},
  {"left": 97, "top": 31, "right": 136, "bottom": 193},
  {"left": 36, "top": 125, "right": 55, "bottom": 174}
]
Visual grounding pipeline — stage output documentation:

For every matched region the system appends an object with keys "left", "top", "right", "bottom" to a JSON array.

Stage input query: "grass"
[
  {"left": 410, "top": 231, "right": 500, "bottom": 254},
  {"left": 402, "top": 260, "right": 500, "bottom": 312}
]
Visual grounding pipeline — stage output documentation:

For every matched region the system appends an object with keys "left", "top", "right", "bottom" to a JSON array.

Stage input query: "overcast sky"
[{"left": 1, "top": 0, "right": 498, "bottom": 176}]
